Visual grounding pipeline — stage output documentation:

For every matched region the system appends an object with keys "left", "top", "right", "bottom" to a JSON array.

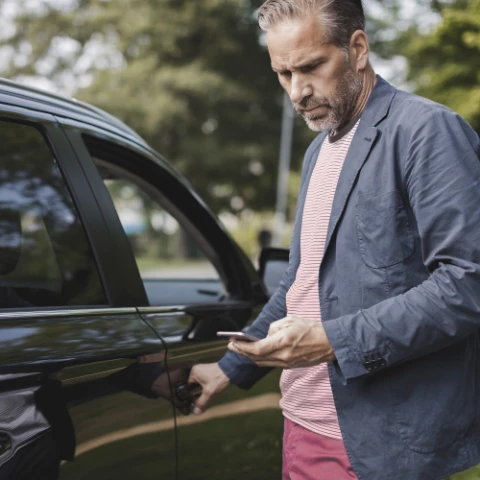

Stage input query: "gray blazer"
[{"left": 219, "top": 76, "right": 480, "bottom": 480}]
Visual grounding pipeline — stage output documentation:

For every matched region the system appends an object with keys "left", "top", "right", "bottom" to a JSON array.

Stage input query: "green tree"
[
  {"left": 399, "top": 0, "right": 480, "bottom": 132},
  {"left": 0, "top": 0, "right": 313, "bottom": 216}
]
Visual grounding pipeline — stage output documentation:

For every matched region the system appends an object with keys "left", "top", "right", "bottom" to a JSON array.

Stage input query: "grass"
[
  {"left": 59, "top": 410, "right": 283, "bottom": 480},
  {"left": 447, "top": 466, "right": 480, "bottom": 480},
  {"left": 60, "top": 369, "right": 480, "bottom": 479}
]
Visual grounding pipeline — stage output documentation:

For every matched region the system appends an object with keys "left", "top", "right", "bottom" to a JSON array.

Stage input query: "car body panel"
[{"left": 0, "top": 79, "right": 281, "bottom": 480}]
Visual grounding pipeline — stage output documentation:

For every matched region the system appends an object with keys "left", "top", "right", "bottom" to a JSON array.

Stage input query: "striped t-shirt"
[{"left": 280, "top": 119, "right": 360, "bottom": 440}]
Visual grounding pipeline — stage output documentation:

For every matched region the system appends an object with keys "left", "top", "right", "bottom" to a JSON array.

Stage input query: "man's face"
[{"left": 267, "top": 15, "right": 363, "bottom": 132}]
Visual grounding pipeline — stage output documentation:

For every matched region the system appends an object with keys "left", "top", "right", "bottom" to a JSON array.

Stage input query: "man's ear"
[{"left": 349, "top": 30, "right": 369, "bottom": 71}]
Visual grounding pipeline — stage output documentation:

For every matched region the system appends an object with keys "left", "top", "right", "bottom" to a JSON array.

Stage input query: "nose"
[{"left": 289, "top": 74, "right": 313, "bottom": 105}]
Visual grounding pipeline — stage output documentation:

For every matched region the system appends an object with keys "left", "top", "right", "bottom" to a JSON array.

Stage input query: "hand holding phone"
[{"left": 216, "top": 331, "right": 260, "bottom": 342}]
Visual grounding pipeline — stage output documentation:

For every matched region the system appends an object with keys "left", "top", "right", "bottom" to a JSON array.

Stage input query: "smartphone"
[{"left": 216, "top": 331, "right": 260, "bottom": 342}]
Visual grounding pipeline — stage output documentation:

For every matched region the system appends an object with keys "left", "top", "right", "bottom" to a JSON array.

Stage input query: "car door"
[
  {"left": 62, "top": 122, "right": 284, "bottom": 480},
  {"left": 0, "top": 105, "right": 176, "bottom": 480}
]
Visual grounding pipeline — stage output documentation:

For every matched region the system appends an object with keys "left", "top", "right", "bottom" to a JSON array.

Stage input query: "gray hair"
[{"left": 258, "top": 0, "right": 365, "bottom": 51}]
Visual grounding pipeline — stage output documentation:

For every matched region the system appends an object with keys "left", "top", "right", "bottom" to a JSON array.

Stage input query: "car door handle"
[
  {"left": 175, "top": 382, "right": 202, "bottom": 402},
  {"left": 174, "top": 382, "right": 202, "bottom": 415}
]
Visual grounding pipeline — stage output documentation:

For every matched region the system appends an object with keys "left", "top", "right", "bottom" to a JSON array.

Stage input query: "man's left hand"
[{"left": 228, "top": 316, "right": 336, "bottom": 368}]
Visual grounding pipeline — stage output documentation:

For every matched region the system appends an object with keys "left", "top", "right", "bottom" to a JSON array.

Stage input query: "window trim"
[
  {"left": 79, "top": 132, "right": 255, "bottom": 302},
  {"left": 95, "top": 158, "right": 227, "bottom": 286},
  {"left": 56, "top": 119, "right": 149, "bottom": 307},
  {"left": 0, "top": 306, "right": 137, "bottom": 320}
]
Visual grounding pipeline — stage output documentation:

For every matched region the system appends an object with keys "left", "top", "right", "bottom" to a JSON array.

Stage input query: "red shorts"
[{"left": 282, "top": 417, "right": 358, "bottom": 480}]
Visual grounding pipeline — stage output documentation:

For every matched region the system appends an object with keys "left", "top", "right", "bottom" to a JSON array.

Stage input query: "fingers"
[
  {"left": 228, "top": 338, "right": 266, "bottom": 358},
  {"left": 229, "top": 329, "right": 286, "bottom": 356},
  {"left": 229, "top": 316, "right": 328, "bottom": 369},
  {"left": 192, "top": 388, "right": 214, "bottom": 415},
  {"left": 227, "top": 321, "right": 308, "bottom": 367},
  {"left": 187, "top": 363, "right": 231, "bottom": 415}
]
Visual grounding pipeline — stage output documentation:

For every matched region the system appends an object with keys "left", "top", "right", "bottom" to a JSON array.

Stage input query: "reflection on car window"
[
  {"left": 102, "top": 176, "right": 220, "bottom": 281},
  {"left": 0, "top": 121, "right": 106, "bottom": 308},
  {"left": 83, "top": 135, "right": 228, "bottom": 306}
]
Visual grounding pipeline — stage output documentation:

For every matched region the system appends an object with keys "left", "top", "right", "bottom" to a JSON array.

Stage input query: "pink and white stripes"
[{"left": 280, "top": 121, "right": 360, "bottom": 440}]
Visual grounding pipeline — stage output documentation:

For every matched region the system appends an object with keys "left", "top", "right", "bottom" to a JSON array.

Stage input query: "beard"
[{"left": 294, "top": 65, "right": 363, "bottom": 133}]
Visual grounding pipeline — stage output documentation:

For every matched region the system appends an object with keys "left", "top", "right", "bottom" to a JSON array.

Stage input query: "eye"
[
  {"left": 278, "top": 71, "right": 292, "bottom": 79},
  {"left": 300, "top": 65, "right": 314, "bottom": 73},
  {"left": 300, "top": 61, "right": 323, "bottom": 73},
  {"left": 300, "top": 63, "right": 320, "bottom": 73}
]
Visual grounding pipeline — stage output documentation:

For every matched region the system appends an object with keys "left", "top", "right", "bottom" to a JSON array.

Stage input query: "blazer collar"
[{"left": 361, "top": 75, "right": 397, "bottom": 127}]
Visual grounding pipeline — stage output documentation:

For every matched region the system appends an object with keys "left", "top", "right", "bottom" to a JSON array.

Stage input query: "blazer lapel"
[
  {"left": 323, "top": 122, "right": 378, "bottom": 257},
  {"left": 321, "top": 75, "right": 397, "bottom": 260}
]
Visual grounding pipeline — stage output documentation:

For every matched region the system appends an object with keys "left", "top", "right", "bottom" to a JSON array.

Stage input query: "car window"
[
  {"left": 0, "top": 120, "right": 106, "bottom": 308},
  {"left": 83, "top": 137, "right": 227, "bottom": 306}
]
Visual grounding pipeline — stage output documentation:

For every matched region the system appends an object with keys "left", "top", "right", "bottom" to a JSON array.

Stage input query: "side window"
[
  {"left": 0, "top": 121, "right": 106, "bottom": 308},
  {"left": 84, "top": 138, "right": 226, "bottom": 306}
]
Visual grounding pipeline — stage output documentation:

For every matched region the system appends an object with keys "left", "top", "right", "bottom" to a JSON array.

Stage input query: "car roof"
[{"left": 0, "top": 77, "right": 147, "bottom": 146}]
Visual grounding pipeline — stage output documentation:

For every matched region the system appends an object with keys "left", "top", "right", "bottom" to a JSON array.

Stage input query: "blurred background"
[{"left": 0, "top": 0, "right": 478, "bottom": 266}]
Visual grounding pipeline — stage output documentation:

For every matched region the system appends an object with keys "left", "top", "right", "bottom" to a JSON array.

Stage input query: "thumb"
[
  {"left": 192, "top": 388, "right": 211, "bottom": 415},
  {"left": 268, "top": 317, "right": 293, "bottom": 336},
  {"left": 187, "top": 367, "right": 208, "bottom": 414}
]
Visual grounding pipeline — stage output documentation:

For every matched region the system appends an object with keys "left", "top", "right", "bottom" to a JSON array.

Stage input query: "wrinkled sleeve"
[
  {"left": 218, "top": 133, "right": 326, "bottom": 389},
  {"left": 324, "top": 108, "right": 480, "bottom": 382},
  {"left": 218, "top": 266, "right": 290, "bottom": 389}
]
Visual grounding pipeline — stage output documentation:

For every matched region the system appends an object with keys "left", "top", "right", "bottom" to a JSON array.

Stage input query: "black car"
[{"left": 0, "top": 78, "right": 287, "bottom": 480}]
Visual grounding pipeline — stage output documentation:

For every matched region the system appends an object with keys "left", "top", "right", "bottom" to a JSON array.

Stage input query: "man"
[{"left": 188, "top": 1, "right": 480, "bottom": 479}]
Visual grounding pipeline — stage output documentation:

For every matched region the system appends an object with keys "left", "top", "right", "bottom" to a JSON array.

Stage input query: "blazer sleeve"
[
  {"left": 218, "top": 133, "right": 326, "bottom": 389},
  {"left": 324, "top": 107, "right": 480, "bottom": 382}
]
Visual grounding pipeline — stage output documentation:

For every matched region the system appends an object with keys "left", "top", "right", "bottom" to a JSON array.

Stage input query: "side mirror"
[{"left": 259, "top": 247, "right": 289, "bottom": 297}]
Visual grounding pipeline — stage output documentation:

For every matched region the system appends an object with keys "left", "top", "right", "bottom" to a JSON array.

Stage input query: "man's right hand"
[{"left": 188, "top": 363, "right": 230, "bottom": 415}]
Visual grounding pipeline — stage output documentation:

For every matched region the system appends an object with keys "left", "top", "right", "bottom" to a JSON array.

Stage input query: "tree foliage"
[
  {"left": 398, "top": 0, "right": 480, "bottom": 132},
  {"left": 2, "top": 0, "right": 478, "bottom": 217},
  {"left": 0, "top": 0, "right": 314, "bottom": 215}
]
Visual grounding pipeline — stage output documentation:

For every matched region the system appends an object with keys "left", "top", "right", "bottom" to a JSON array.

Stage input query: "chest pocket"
[{"left": 356, "top": 190, "right": 414, "bottom": 269}]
